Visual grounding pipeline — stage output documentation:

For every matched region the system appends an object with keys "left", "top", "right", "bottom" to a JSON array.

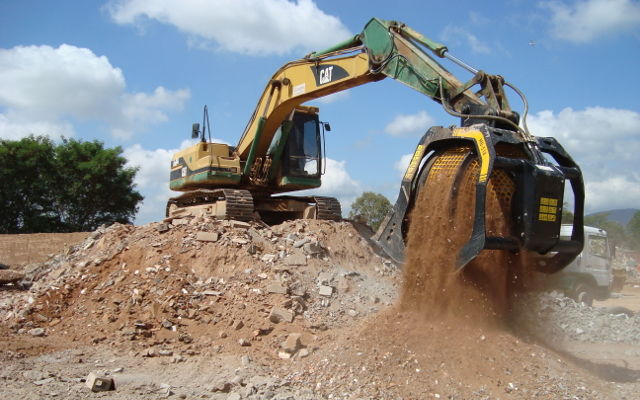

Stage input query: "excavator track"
[
  {"left": 314, "top": 196, "right": 342, "bottom": 221},
  {"left": 166, "top": 189, "right": 254, "bottom": 221},
  {"left": 222, "top": 189, "right": 254, "bottom": 221}
]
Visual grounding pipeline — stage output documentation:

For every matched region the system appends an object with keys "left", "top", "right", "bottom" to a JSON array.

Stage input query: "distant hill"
[{"left": 587, "top": 208, "right": 639, "bottom": 226}]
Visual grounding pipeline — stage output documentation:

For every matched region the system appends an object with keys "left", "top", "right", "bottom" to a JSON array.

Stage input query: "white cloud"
[
  {"left": 441, "top": 25, "right": 491, "bottom": 54},
  {"left": 541, "top": 0, "right": 640, "bottom": 43},
  {"left": 384, "top": 111, "right": 434, "bottom": 137},
  {"left": 0, "top": 113, "right": 75, "bottom": 139},
  {"left": 314, "top": 91, "right": 350, "bottom": 105},
  {"left": 0, "top": 44, "right": 189, "bottom": 140},
  {"left": 106, "top": 0, "right": 352, "bottom": 56},
  {"left": 394, "top": 153, "right": 413, "bottom": 176},
  {"left": 527, "top": 106, "right": 640, "bottom": 212},
  {"left": 299, "top": 158, "right": 362, "bottom": 213}
]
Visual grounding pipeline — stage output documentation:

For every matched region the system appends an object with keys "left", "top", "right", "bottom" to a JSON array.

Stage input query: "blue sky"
[{"left": 1, "top": 0, "right": 639, "bottom": 224}]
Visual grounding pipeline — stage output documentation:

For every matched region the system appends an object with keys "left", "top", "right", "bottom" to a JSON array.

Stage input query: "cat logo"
[
  {"left": 311, "top": 64, "right": 349, "bottom": 86},
  {"left": 319, "top": 66, "right": 334, "bottom": 84}
]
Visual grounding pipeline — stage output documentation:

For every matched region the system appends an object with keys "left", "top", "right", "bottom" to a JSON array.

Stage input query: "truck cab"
[{"left": 555, "top": 224, "right": 613, "bottom": 305}]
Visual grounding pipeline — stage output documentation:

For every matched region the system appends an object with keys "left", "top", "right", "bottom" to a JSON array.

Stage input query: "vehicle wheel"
[{"left": 574, "top": 282, "right": 594, "bottom": 306}]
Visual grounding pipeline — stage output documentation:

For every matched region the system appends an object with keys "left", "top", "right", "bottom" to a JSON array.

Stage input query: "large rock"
[
  {"left": 196, "top": 232, "right": 219, "bottom": 242},
  {"left": 0, "top": 269, "right": 25, "bottom": 284},
  {"left": 85, "top": 372, "right": 115, "bottom": 392},
  {"left": 269, "top": 307, "right": 294, "bottom": 323}
]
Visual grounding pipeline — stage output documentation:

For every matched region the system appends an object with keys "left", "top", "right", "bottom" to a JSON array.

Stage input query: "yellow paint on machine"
[
  {"left": 452, "top": 129, "right": 490, "bottom": 183},
  {"left": 538, "top": 197, "right": 559, "bottom": 222},
  {"left": 403, "top": 145, "right": 426, "bottom": 181}
]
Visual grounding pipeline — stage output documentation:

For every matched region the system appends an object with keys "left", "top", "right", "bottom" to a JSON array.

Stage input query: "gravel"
[{"left": 513, "top": 291, "right": 640, "bottom": 344}]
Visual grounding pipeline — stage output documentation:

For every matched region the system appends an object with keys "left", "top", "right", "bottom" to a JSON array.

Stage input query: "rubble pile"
[
  {"left": 1, "top": 216, "right": 399, "bottom": 360},
  {"left": 512, "top": 291, "right": 640, "bottom": 344}
]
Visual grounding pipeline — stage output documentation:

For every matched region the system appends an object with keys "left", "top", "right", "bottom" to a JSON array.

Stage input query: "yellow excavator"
[{"left": 168, "top": 18, "right": 585, "bottom": 272}]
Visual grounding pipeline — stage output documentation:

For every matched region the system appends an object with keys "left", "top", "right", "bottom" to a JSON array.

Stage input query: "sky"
[{"left": 1, "top": 0, "right": 639, "bottom": 225}]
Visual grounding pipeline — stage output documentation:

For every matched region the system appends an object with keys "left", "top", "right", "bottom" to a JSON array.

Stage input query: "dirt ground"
[
  {"left": 1, "top": 211, "right": 639, "bottom": 399},
  {"left": 596, "top": 285, "right": 640, "bottom": 313}
]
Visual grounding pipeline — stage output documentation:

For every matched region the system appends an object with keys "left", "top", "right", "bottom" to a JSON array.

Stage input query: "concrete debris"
[
  {"left": 513, "top": 291, "right": 640, "bottom": 344},
  {"left": 281, "top": 333, "right": 303, "bottom": 354},
  {"left": 0, "top": 269, "right": 25, "bottom": 284},
  {"left": 33, "top": 377, "right": 55, "bottom": 386},
  {"left": 269, "top": 307, "right": 294, "bottom": 323},
  {"left": 293, "top": 238, "right": 310, "bottom": 248},
  {"left": 284, "top": 252, "right": 307, "bottom": 266},
  {"left": 85, "top": 372, "right": 115, "bottom": 392},
  {"left": 266, "top": 282, "right": 288, "bottom": 295},
  {"left": 156, "top": 223, "right": 170, "bottom": 233},
  {"left": 318, "top": 285, "right": 333, "bottom": 297},
  {"left": 28, "top": 327, "right": 45, "bottom": 337},
  {"left": 196, "top": 232, "right": 219, "bottom": 242}
]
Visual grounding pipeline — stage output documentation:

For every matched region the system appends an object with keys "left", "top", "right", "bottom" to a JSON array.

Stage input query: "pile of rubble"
[
  {"left": 512, "top": 291, "right": 640, "bottom": 344},
  {"left": 1, "top": 216, "right": 399, "bottom": 362}
]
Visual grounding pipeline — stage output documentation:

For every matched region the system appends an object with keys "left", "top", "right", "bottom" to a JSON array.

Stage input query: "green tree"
[
  {"left": 349, "top": 192, "right": 391, "bottom": 231},
  {"left": 561, "top": 202, "right": 574, "bottom": 224},
  {"left": 627, "top": 211, "right": 640, "bottom": 249},
  {"left": 584, "top": 212, "right": 627, "bottom": 248},
  {"left": 0, "top": 136, "right": 143, "bottom": 233}
]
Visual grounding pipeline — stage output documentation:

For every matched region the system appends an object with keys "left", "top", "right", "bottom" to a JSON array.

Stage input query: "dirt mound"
[{"left": 3, "top": 217, "right": 399, "bottom": 359}]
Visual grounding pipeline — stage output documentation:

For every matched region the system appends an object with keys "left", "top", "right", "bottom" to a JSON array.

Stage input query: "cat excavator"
[{"left": 168, "top": 18, "right": 585, "bottom": 272}]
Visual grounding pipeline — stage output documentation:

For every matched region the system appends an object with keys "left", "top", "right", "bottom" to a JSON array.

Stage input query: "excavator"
[{"left": 168, "top": 18, "right": 585, "bottom": 273}]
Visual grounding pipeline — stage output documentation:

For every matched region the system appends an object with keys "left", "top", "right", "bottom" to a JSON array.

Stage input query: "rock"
[
  {"left": 210, "top": 381, "right": 232, "bottom": 393},
  {"left": 0, "top": 269, "right": 25, "bottom": 284},
  {"left": 161, "top": 320, "right": 173, "bottom": 329},
  {"left": 157, "top": 223, "right": 170, "bottom": 233},
  {"left": 293, "top": 238, "right": 310, "bottom": 248},
  {"left": 269, "top": 307, "right": 294, "bottom": 323},
  {"left": 202, "top": 290, "right": 223, "bottom": 296},
  {"left": 233, "top": 320, "right": 244, "bottom": 330},
  {"left": 261, "top": 254, "right": 277, "bottom": 263},
  {"left": 227, "top": 393, "right": 241, "bottom": 400},
  {"left": 219, "top": 331, "right": 228, "bottom": 338},
  {"left": 231, "top": 221, "right": 251, "bottom": 229},
  {"left": 347, "top": 309, "right": 358, "bottom": 317},
  {"left": 196, "top": 232, "right": 219, "bottom": 242},
  {"left": 158, "top": 383, "right": 173, "bottom": 396},
  {"left": 238, "top": 338, "right": 250, "bottom": 346},
  {"left": 266, "top": 282, "right": 288, "bottom": 295},
  {"left": 241, "top": 355, "right": 251, "bottom": 366},
  {"left": 284, "top": 253, "right": 307, "bottom": 266},
  {"left": 159, "top": 350, "right": 174, "bottom": 356},
  {"left": 85, "top": 372, "right": 115, "bottom": 392},
  {"left": 28, "top": 328, "right": 45, "bottom": 337},
  {"left": 232, "top": 238, "right": 249, "bottom": 245},
  {"left": 34, "top": 377, "right": 55, "bottom": 386},
  {"left": 281, "top": 333, "right": 302, "bottom": 354},
  {"left": 83, "top": 238, "right": 95, "bottom": 250},
  {"left": 297, "top": 348, "right": 310, "bottom": 358},
  {"left": 112, "top": 367, "right": 124, "bottom": 373},
  {"left": 318, "top": 285, "right": 333, "bottom": 297},
  {"left": 303, "top": 242, "right": 323, "bottom": 255},
  {"left": 171, "top": 218, "right": 188, "bottom": 226}
]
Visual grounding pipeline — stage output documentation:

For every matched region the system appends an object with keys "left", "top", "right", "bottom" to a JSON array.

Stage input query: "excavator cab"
[
  {"left": 282, "top": 111, "right": 322, "bottom": 178},
  {"left": 271, "top": 107, "right": 324, "bottom": 191}
]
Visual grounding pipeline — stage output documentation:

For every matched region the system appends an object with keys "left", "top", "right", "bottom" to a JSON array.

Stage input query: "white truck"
[{"left": 553, "top": 225, "right": 613, "bottom": 306}]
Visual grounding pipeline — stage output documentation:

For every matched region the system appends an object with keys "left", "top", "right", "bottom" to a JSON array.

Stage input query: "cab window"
[
  {"left": 588, "top": 235, "right": 608, "bottom": 258},
  {"left": 283, "top": 112, "right": 321, "bottom": 177}
]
